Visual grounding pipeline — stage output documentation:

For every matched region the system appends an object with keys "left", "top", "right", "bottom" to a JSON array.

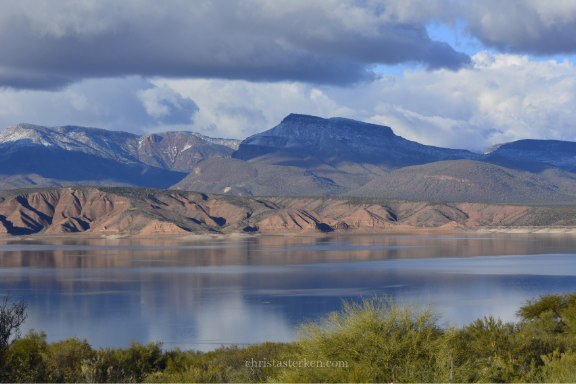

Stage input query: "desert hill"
[
  {"left": 1, "top": 186, "right": 576, "bottom": 237},
  {"left": 171, "top": 157, "right": 347, "bottom": 196},
  {"left": 349, "top": 159, "right": 576, "bottom": 204}
]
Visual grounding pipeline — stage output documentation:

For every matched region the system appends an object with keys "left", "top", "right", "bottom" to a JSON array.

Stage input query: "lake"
[{"left": 1, "top": 233, "right": 576, "bottom": 351}]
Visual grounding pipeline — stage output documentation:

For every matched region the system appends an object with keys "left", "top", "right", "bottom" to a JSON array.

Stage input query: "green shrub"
[
  {"left": 540, "top": 349, "right": 576, "bottom": 383},
  {"left": 81, "top": 341, "right": 166, "bottom": 383},
  {"left": 147, "top": 342, "right": 285, "bottom": 383},
  {"left": 2, "top": 329, "right": 48, "bottom": 383},
  {"left": 45, "top": 337, "right": 94, "bottom": 383},
  {"left": 516, "top": 290, "right": 576, "bottom": 333},
  {"left": 274, "top": 297, "right": 461, "bottom": 383},
  {"left": 4, "top": 292, "right": 576, "bottom": 383}
]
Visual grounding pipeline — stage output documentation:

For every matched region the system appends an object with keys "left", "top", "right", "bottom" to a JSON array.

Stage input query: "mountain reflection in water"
[{"left": 1, "top": 233, "right": 576, "bottom": 351}]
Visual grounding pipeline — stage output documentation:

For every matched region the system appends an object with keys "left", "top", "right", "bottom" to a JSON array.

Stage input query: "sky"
[{"left": 1, "top": 0, "right": 576, "bottom": 152}]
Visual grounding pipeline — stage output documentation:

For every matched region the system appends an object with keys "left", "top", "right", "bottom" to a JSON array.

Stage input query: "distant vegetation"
[{"left": 3, "top": 291, "right": 576, "bottom": 382}]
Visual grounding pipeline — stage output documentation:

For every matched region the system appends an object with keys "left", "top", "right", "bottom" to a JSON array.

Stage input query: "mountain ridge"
[
  {"left": 233, "top": 113, "right": 481, "bottom": 169},
  {"left": 349, "top": 159, "right": 576, "bottom": 204},
  {"left": 0, "top": 123, "right": 241, "bottom": 189},
  {"left": 2, "top": 186, "right": 576, "bottom": 237},
  {"left": 2, "top": 116, "right": 576, "bottom": 206},
  {"left": 481, "top": 139, "right": 576, "bottom": 173}
]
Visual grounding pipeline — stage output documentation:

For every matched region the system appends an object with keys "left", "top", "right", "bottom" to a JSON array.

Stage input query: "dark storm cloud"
[
  {"left": 216, "top": 103, "right": 268, "bottom": 125},
  {"left": 459, "top": 0, "right": 576, "bottom": 56},
  {"left": 424, "top": 41, "right": 471, "bottom": 70},
  {"left": 155, "top": 97, "right": 199, "bottom": 125},
  {"left": 0, "top": 0, "right": 470, "bottom": 90}
]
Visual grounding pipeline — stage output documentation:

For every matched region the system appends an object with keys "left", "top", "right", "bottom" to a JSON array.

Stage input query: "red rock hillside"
[{"left": 0, "top": 187, "right": 575, "bottom": 237}]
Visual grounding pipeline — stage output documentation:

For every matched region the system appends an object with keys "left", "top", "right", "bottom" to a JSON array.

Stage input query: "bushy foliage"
[
  {"left": 540, "top": 349, "right": 576, "bottom": 383},
  {"left": 274, "top": 297, "right": 466, "bottom": 383},
  {"left": 45, "top": 337, "right": 94, "bottom": 383},
  {"left": 80, "top": 341, "right": 166, "bottom": 383},
  {"left": 2, "top": 330, "right": 48, "bottom": 383},
  {"left": 3, "top": 291, "right": 576, "bottom": 383},
  {"left": 453, "top": 317, "right": 563, "bottom": 382},
  {"left": 516, "top": 290, "right": 576, "bottom": 333},
  {"left": 146, "top": 342, "right": 286, "bottom": 383}
]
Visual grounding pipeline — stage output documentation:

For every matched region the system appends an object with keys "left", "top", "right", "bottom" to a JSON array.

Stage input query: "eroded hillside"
[{"left": 1, "top": 187, "right": 575, "bottom": 237}]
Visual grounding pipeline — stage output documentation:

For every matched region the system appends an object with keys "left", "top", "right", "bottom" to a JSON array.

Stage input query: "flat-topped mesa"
[
  {"left": 233, "top": 113, "right": 479, "bottom": 168},
  {"left": 237, "top": 113, "right": 396, "bottom": 154}
]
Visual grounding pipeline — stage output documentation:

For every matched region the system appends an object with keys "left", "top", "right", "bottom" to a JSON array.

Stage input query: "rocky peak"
[
  {"left": 241, "top": 114, "right": 397, "bottom": 150},
  {"left": 0, "top": 124, "right": 55, "bottom": 147},
  {"left": 234, "top": 113, "right": 481, "bottom": 168},
  {"left": 0, "top": 123, "right": 242, "bottom": 177},
  {"left": 280, "top": 113, "right": 326, "bottom": 125},
  {"left": 277, "top": 113, "right": 395, "bottom": 136}
]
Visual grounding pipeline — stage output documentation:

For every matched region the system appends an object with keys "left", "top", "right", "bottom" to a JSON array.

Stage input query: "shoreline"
[{"left": 2, "top": 225, "right": 576, "bottom": 241}]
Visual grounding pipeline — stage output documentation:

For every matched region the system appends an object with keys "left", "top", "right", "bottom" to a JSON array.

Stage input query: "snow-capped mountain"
[
  {"left": 0, "top": 124, "right": 240, "bottom": 189},
  {"left": 0, "top": 124, "right": 240, "bottom": 169}
]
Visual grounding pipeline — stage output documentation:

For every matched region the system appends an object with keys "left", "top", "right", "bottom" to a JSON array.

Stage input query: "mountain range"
[
  {"left": 2, "top": 186, "right": 576, "bottom": 237},
  {"left": 1, "top": 115, "right": 576, "bottom": 205},
  {"left": 0, "top": 124, "right": 239, "bottom": 189}
]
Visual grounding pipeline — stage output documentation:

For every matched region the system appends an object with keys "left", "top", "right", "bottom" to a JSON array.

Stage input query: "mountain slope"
[
  {"left": 233, "top": 114, "right": 481, "bottom": 176},
  {"left": 171, "top": 158, "right": 347, "bottom": 196},
  {"left": 483, "top": 139, "right": 576, "bottom": 173},
  {"left": 4, "top": 118, "right": 576, "bottom": 206},
  {"left": 0, "top": 124, "right": 240, "bottom": 189},
  {"left": 2, "top": 187, "right": 576, "bottom": 237},
  {"left": 349, "top": 159, "right": 576, "bottom": 204}
]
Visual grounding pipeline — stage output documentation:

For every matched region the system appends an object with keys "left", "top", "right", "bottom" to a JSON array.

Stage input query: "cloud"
[
  {"left": 0, "top": 0, "right": 470, "bottom": 90},
  {"left": 154, "top": 52, "right": 576, "bottom": 150},
  {"left": 0, "top": 77, "right": 199, "bottom": 134},
  {"left": 154, "top": 79, "right": 359, "bottom": 138},
  {"left": 0, "top": 52, "right": 575, "bottom": 152},
  {"left": 459, "top": 0, "right": 576, "bottom": 56},
  {"left": 137, "top": 87, "right": 199, "bottom": 125}
]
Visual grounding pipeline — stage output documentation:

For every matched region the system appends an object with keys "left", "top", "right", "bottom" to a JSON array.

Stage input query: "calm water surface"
[{"left": 1, "top": 233, "right": 576, "bottom": 351}]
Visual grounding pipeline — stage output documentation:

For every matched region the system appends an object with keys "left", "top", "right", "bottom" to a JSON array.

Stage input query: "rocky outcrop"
[{"left": 0, "top": 187, "right": 576, "bottom": 237}]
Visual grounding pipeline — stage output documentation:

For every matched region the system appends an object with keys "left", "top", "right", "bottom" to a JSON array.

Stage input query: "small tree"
[
  {"left": 516, "top": 290, "right": 576, "bottom": 333},
  {"left": 0, "top": 291, "right": 28, "bottom": 353}
]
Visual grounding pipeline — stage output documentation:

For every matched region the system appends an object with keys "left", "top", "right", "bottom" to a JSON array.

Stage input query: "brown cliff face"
[{"left": 0, "top": 187, "right": 575, "bottom": 237}]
